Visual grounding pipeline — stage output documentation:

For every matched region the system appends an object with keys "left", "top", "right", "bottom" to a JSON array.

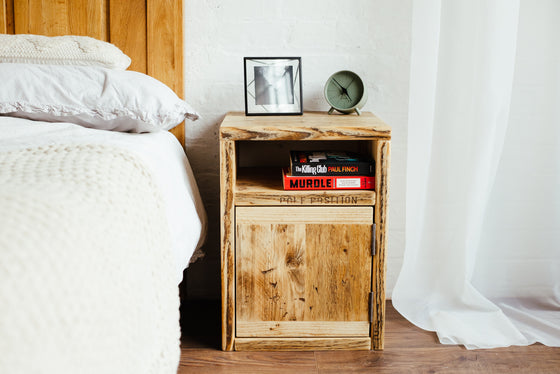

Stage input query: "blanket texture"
[{"left": 0, "top": 143, "right": 179, "bottom": 374}]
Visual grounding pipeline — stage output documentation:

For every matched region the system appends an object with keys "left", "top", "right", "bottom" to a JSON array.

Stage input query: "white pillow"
[
  {"left": 0, "top": 34, "right": 131, "bottom": 70},
  {"left": 0, "top": 64, "right": 199, "bottom": 133}
]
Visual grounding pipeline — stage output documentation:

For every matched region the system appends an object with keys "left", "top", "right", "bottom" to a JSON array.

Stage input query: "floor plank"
[
  {"left": 179, "top": 300, "right": 560, "bottom": 373},
  {"left": 314, "top": 347, "right": 560, "bottom": 373},
  {"left": 178, "top": 351, "right": 317, "bottom": 374}
]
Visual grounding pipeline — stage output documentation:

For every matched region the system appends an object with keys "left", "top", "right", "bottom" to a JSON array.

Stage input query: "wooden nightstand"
[{"left": 220, "top": 112, "right": 391, "bottom": 351}]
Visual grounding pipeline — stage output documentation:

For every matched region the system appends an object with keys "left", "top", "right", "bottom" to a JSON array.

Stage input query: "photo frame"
[{"left": 244, "top": 57, "right": 303, "bottom": 116}]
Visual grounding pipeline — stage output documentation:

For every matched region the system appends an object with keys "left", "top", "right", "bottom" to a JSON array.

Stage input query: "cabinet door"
[{"left": 236, "top": 206, "right": 373, "bottom": 338}]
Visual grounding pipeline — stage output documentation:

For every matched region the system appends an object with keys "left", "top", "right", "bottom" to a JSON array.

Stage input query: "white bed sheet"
[{"left": 0, "top": 116, "right": 206, "bottom": 284}]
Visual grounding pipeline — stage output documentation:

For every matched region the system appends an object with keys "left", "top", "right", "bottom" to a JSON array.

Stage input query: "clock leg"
[
  {"left": 355, "top": 108, "right": 362, "bottom": 115},
  {"left": 328, "top": 107, "right": 336, "bottom": 115}
]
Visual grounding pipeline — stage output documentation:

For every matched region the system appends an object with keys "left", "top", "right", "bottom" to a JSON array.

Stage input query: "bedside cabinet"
[{"left": 220, "top": 112, "right": 391, "bottom": 351}]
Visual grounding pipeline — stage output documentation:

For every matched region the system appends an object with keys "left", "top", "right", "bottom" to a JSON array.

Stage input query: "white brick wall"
[{"left": 183, "top": 0, "right": 412, "bottom": 299}]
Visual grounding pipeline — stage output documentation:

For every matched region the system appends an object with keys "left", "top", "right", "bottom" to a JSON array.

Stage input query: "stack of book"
[{"left": 283, "top": 150, "right": 375, "bottom": 190}]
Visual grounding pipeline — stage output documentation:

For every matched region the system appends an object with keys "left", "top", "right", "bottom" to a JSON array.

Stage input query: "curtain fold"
[{"left": 393, "top": 0, "right": 560, "bottom": 349}]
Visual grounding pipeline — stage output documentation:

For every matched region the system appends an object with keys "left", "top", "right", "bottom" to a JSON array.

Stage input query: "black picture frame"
[{"left": 244, "top": 57, "right": 303, "bottom": 116}]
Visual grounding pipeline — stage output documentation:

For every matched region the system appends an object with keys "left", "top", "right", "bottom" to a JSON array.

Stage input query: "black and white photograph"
[{"left": 244, "top": 57, "right": 302, "bottom": 115}]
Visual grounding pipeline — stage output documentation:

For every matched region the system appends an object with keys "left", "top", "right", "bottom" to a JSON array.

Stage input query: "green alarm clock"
[{"left": 324, "top": 70, "right": 367, "bottom": 115}]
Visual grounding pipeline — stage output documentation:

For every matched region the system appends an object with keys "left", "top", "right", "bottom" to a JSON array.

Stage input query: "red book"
[{"left": 282, "top": 168, "right": 375, "bottom": 190}]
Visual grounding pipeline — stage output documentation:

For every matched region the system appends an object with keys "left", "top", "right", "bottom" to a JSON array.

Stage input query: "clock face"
[{"left": 325, "top": 71, "right": 365, "bottom": 110}]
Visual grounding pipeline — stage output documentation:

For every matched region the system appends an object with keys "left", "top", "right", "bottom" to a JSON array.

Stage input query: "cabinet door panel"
[{"left": 236, "top": 206, "right": 373, "bottom": 337}]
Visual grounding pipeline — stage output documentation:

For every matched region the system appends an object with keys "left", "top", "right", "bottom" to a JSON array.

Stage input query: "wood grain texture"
[
  {"left": 220, "top": 140, "right": 236, "bottom": 351},
  {"left": 12, "top": 0, "right": 106, "bottom": 38},
  {"left": 314, "top": 346, "right": 560, "bottom": 373},
  {"left": 235, "top": 206, "right": 373, "bottom": 342},
  {"left": 371, "top": 139, "right": 390, "bottom": 350},
  {"left": 0, "top": 0, "right": 4, "bottom": 32},
  {"left": 147, "top": 0, "right": 183, "bottom": 96},
  {"left": 236, "top": 206, "right": 373, "bottom": 224},
  {"left": 236, "top": 321, "right": 370, "bottom": 337},
  {"left": 147, "top": 0, "right": 184, "bottom": 145},
  {"left": 234, "top": 337, "right": 372, "bottom": 351},
  {"left": 0, "top": 0, "right": 14, "bottom": 33},
  {"left": 109, "top": 0, "right": 146, "bottom": 73},
  {"left": 5, "top": 0, "right": 185, "bottom": 147},
  {"left": 235, "top": 167, "right": 376, "bottom": 206},
  {"left": 179, "top": 348, "right": 318, "bottom": 374},
  {"left": 68, "top": 0, "right": 107, "bottom": 39},
  {"left": 220, "top": 112, "right": 391, "bottom": 141}
]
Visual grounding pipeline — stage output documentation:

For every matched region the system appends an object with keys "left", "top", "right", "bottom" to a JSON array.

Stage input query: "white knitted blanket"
[{"left": 0, "top": 144, "right": 179, "bottom": 374}]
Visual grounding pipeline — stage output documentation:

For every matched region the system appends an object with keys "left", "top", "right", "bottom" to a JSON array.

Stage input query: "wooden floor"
[{"left": 179, "top": 301, "right": 560, "bottom": 373}]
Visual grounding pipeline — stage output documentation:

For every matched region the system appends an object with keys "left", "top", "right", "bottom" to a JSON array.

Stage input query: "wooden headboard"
[{"left": 0, "top": 0, "right": 185, "bottom": 146}]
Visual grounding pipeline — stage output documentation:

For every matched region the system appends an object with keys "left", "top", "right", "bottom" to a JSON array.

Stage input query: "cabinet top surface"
[{"left": 220, "top": 111, "right": 391, "bottom": 141}]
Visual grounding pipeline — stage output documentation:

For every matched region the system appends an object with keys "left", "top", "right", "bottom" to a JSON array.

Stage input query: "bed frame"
[{"left": 0, "top": 0, "right": 185, "bottom": 146}]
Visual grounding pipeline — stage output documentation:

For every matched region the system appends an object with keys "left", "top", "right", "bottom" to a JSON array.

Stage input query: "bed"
[{"left": 0, "top": 1, "right": 206, "bottom": 373}]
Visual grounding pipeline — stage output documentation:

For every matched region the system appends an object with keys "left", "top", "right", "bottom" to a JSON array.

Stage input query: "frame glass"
[{"left": 244, "top": 57, "right": 303, "bottom": 115}]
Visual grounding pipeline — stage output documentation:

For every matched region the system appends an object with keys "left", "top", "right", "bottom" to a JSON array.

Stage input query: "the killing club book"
[{"left": 290, "top": 150, "right": 375, "bottom": 177}]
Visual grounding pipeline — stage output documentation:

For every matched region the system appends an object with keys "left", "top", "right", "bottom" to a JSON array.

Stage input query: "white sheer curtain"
[{"left": 392, "top": 0, "right": 560, "bottom": 349}]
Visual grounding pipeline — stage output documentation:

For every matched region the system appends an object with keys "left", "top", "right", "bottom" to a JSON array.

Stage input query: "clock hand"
[
  {"left": 332, "top": 78, "right": 345, "bottom": 90},
  {"left": 345, "top": 77, "right": 355, "bottom": 90}
]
